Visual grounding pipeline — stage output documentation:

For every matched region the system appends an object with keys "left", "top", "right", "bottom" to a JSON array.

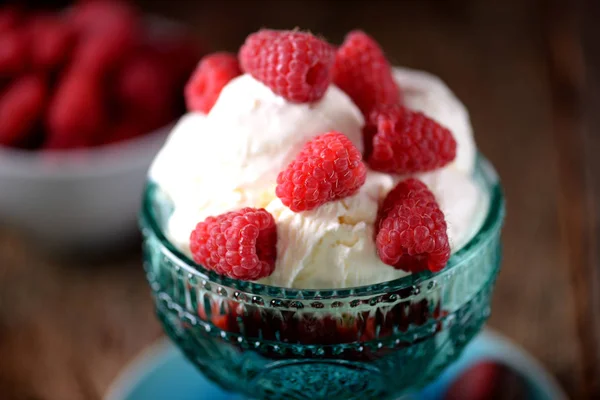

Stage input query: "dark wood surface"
[
  {"left": 0, "top": 0, "right": 594, "bottom": 398},
  {"left": 546, "top": 0, "right": 600, "bottom": 396}
]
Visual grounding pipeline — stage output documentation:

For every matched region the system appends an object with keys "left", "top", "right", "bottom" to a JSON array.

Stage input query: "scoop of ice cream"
[
  {"left": 261, "top": 171, "right": 405, "bottom": 288},
  {"left": 259, "top": 168, "right": 488, "bottom": 289},
  {"left": 150, "top": 74, "right": 364, "bottom": 251},
  {"left": 151, "top": 69, "right": 487, "bottom": 289},
  {"left": 394, "top": 67, "right": 476, "bottom": 174},
  {"left": 205, "top": 74, "right": 364, "bottom": 191}
]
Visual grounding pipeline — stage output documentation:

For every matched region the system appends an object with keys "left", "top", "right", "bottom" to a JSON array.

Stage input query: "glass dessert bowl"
[{"left": 139, "top": 155, "right": 504, "bottom": 400}]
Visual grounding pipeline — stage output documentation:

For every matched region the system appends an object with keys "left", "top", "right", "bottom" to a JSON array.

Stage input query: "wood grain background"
[{"left": 0, "top": 0, "right": 596, "bottom": 398}]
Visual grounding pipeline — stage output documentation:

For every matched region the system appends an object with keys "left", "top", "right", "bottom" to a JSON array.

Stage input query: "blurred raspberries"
[{"left": 0, "top": 1, "right": 204, "bottom": 150}]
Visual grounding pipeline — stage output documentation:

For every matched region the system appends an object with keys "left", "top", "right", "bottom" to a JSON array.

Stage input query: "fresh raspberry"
[
  {"left": 69, "top": 0, "right": 138, "bottom": 35},
  {"left": 28, "top": 14, "right": 75, "bottom": 71},
  {"left": 190, "top": 208, "right": 277, "bottom": 281},
  {"left": 377, "top": 175, "right": 436, "bottom": 222},
  {"left": 239, "top": 29, "right": 335, "bottom": 103},
  {"left": 0, "top": 7, "right": 22, "bottom": 33},
  {"left": 276, "top": 131, "right": 367, "bottom": 212},
  {"left": 375, "top": 178, "right": 450, "bottom": 273},
  {"left": 0, "top": 75, "right": 47, "bottom": 146},
  {"left": 365, "top": 104, "right": 456, "bottom": 174},
  {"left": 70, "top": 1, "right": 141, "bottom": 77},
  {"left": 333, "top": 30, "right": 401, "bottom": 116},
  {"left": 0, "top": 29, "right": 29, "bottom": 77},
  {"left": 115, "top": 53, "right": 175, "bottom": 128},
  {"left": 184, "top": 52, "right": 241, "bottom": 113},
  {"left": 45, "top": 70, "right": 107, "bottom": 149},
  {"left": 74, "top": 29, "right": 140, "bottom": 79}
]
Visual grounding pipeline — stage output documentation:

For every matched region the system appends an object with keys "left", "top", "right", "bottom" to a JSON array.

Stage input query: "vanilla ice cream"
[
  {"left": 150, "top": 67, "right": 489, "bottom": 289},
  {"left": 150, "top": 74, "right": 364, "bottom": 250}
]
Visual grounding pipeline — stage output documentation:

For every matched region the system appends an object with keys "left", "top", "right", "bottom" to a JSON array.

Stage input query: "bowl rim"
[
  {"left": 140, "top": 154, "right": 505, "bottom": 298},
  {"left": 0, "top": 123, "right": 173, "bottom": 179}
]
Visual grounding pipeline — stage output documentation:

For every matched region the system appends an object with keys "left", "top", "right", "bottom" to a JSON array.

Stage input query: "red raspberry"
[
  {"left": 375, "top": 178, "right": 450, "bottom": 273},
  {"left": 377, "top": 174, "right": 436, "bottom": 222},
  {"left": 184, "top": 52, "right": 241, "bottom": 113},
  {"left": 70, "top": 1, "right": 141, "bottom": 77},
  {"left": 333, "top": 30, "right": 401, "bottom": 116},
  {"left": 0, "top": 75, "right": 47, "bottom": 146},
  {"left": 0, "top": 7, "right": 22, "bottom": 33},
  {"left": 190, "top": 208, "right": 277, "bottom": 281},
  {"left": 276, "top": 131, "right": 367, "bottom": 212},
  {"left": 45, "top": 70, "right": 107, "bottom": 149},
  {"left": 28, "top": 14, "right": 75, "bottom": 71},
  {"left": 239, "top": 29, "right": 335, "bottom": 103},
  {"left": 69, "top": 0, "right": 138, "bottom": 35},
  {"left": 0, "top": 29, "right": 29, "bottom": 77},
  {"left": 74, "top": 30, "right": 140, "bottom": 79},
  {"left": 365, "top": 104, "right": 457, "bottom": 174},
  {"left": 115, "top": 53, "right": 175, "bottom": 129}
]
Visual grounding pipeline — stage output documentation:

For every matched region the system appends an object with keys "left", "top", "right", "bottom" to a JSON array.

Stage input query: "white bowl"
[
  {"left": 0, "top": 14, "right": 195, "bottom": 254},
  {"left": 0, "top": 127, "right": 169, "bottom": 252}
]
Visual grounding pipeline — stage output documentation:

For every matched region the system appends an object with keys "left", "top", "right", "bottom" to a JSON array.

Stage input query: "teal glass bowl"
[{"left": 139, "top": 156, "right": 505, "bottom": 400}]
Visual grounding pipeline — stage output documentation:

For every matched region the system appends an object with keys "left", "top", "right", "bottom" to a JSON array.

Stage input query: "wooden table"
[{"left": 0, "top": 0, "right": 595, "bottom": 398}]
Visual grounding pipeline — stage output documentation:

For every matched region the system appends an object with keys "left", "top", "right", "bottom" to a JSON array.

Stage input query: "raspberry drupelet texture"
[
  {"left": 239, "top": 29, "right": 335, "bottom": 103},
  {"left": 333, "top": 30, "right": 401, "bottom": 116},
  {"left": 376, "top": 178, "right": 450, "bottom": 273},
  {"left": 276, "top": 131, "right": 367, "bottom": 212},
  {"left": 185, "top": 52, "right": 242, "bottom": 113},
  {"left": 190, "top": 208, "right": 277, "bottom": 280},
  {"left": 365, "top": 104, "right": 457, "bottom": 174}
]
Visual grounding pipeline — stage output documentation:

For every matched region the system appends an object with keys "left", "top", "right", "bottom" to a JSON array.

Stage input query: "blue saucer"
[{"left": 105, "top": 330, "right": 566, "bottom": 400}]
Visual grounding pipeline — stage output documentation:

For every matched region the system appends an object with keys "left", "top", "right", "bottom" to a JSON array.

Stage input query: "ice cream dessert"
[{"left": 149, "top": 29, "right": 488, "bottom": 290}]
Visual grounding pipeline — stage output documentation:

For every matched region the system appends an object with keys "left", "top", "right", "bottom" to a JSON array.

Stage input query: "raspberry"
[
  {"left": 0, "top": 7, "right": 21, "bottom": 33},
  {"left": 70, "top": 0, "right": 138, "bottom": 35},
  {"left": 115, "top": 53, "right": 175, "bottom": 128},
  {"left": 75, "top": 28, "right": 139, "bottom": 79},
  {"left": 190, "top": 208, "right": 277, "bottom": 281},
  {"left": 239, "top": 29, "right": 335, "bottom": 103},
  {"left": 365, "top": 104, "right": 456, "bottom": 174},
  {"left": 276, "top": 131, "right": 367, "bottom": 212},
  {"left": 333, "top": 30, "right": 401, "bottom": 116},
  {"left": 70, "top": 1, "right": 141, "bottom": 77},
  {"left": 28, "top": 14, "right": 74, "bottom": 71},
  {"left": 184, "top": 52, "right": 241, "bottom": 113},
  {"left": 0, "top": 29, "right": 28, "bottom": 77},
  {"left": 375, "top": 178, "right": 450, "bottom": 273},
  {"left": 378, "top": 175, "right": 436, "bottom": 222},
  {"left": 0, "top": 75, "right": 47, "bottom": 146},
  {"left": 45, "top": 70, "right": 107, "bottom": 149}
]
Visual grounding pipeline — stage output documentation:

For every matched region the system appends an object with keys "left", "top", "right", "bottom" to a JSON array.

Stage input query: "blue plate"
[{"left": 105, "top": 330, "right": 566, "bottom": 400}]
